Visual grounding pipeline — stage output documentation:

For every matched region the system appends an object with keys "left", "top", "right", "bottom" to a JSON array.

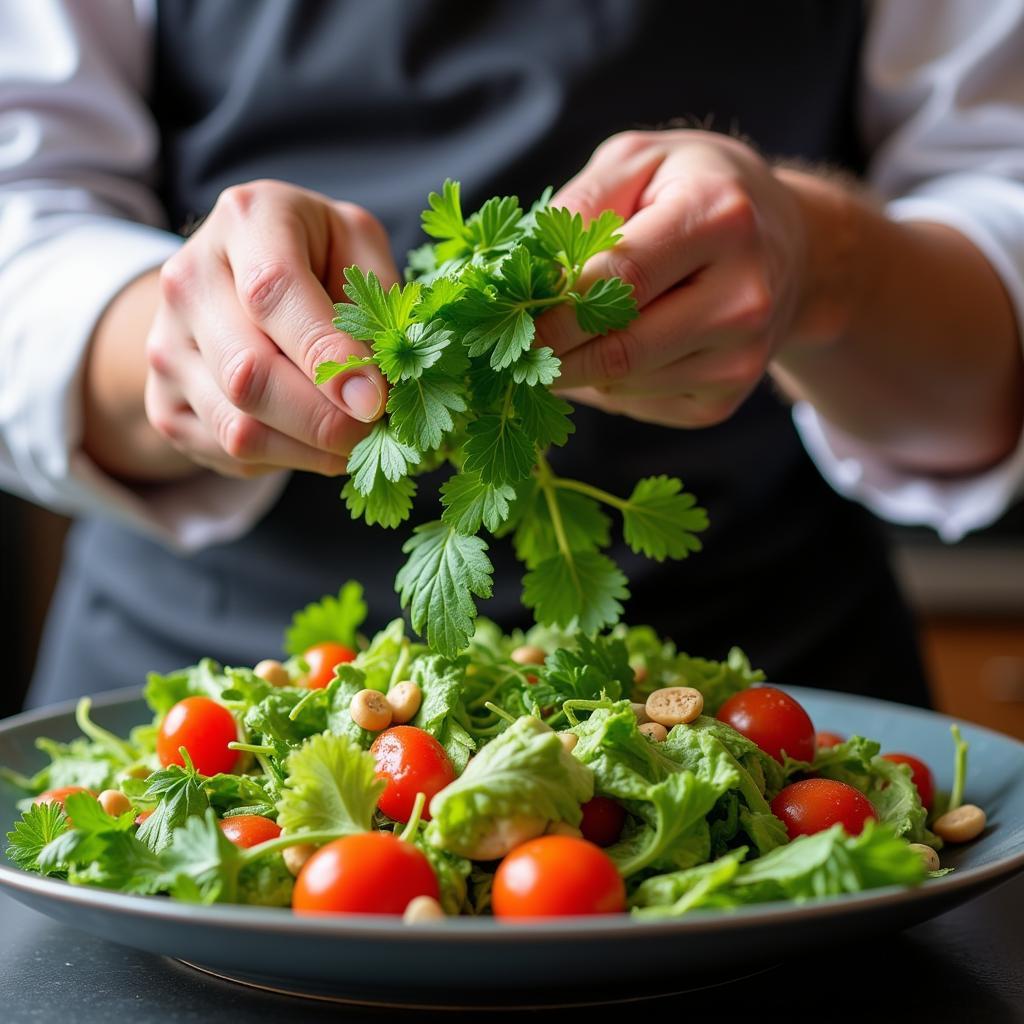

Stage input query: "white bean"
[
  {"left": 558, "top": 732, "right": 579, "bottom": 753},
  {"left": 387, "top": 681, "right": 422, "bottom": 724},
  {"left": 630, "top": 702, "right": 652, "bottom": 725},
  {"left": 511, "top": 644, "right": 547, "bottom": 666},
  {"left": 350, "top": 689, "right": 393, "bottom": 732},
  {"left": 283, "top": 843, "right": 315, "bottom": 877},
  {"left": 639, "top": 722, "right": 669, "bottom": 742},
  {"left": 908, "top": 842, "right": 941, "bottom": 872},
  {"left": 933, "top": 804, "right": 986, "bottom": 844},
  {"left": 254, "top": 659, "right": 291, "bottom": 687},
  {"left": 403, "top": 895, "right": 445, "bottom": 923},
  {"left": 98, "top": 789, "right": 132, "bottom": 817}
]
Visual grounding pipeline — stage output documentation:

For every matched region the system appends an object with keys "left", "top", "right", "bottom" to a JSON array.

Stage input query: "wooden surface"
[{"left": 920, "top": 616, "right": 1024, "bottom": 739}]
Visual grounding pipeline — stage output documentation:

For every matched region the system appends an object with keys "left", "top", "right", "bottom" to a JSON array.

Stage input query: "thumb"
[{"left": 553, "top": 135, "right": 664, "bottom": 221}]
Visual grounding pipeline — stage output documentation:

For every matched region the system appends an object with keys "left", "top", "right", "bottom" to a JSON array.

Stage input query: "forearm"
[
  {"left": 82, "top": 269, "right": 197, "bottom": 482},
  {"left": 772, "top": 169, "right": 1024, "bottom": 475}
]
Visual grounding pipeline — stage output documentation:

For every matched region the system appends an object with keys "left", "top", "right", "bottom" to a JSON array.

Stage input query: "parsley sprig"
[{"left": 317, "top": 181, "right": 708, "bottom": 655}]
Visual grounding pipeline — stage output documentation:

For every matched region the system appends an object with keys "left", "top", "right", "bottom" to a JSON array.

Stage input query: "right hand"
[{"left": 144, "top": 180, "right": 394, "bottom": 479}]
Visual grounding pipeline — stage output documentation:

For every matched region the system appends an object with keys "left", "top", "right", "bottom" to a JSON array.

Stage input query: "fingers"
[
  {"left": 185, "top": 262, "right": 375, "bottom": 456},
  {"left": 168, "top": 345, "right": 351, "bottom": 478},
  {"left": 213, "top": 185, "right": 392, "bottom": 415}
]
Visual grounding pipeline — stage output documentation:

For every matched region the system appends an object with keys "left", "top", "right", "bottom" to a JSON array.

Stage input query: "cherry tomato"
[
  {"left": 33, "top": 787, "right": 91, "bottom": 810},
  {"left": 816, "top": 731, "right": 845, "bottom": 750},
  {"left": 156, "top": 696, "right": 238, "bottom": 776},
  {"left": 717, "top": 686, "right": 816, "bottom": 763},
  {"left": 134, "top": 809, "right": 153, "bottom": 826},
  {"left": 371, "top": 726, "right": 455, "bottom": 823},
  {"left": 881, "top": 753, "right": 935, "bottom": 811},
  {"left": 292, "top": 832, "right": 439, "bottom": 915},
  {"left": 771, "top": 778, "right": 877, "bottom": 839},
  {"left": 579, "top": 796, "right": 626, "bottom": 848},
  {"left": 218, "top": 814, "right": 282, "bottom": 848},
  {"left": 302, "top": 642, "right": 357, "bottom": 690},
  {"left": 492, "top": 836, "right": 626, "bottom": 918}
]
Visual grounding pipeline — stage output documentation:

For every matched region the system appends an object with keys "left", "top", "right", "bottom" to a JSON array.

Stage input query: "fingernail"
[{"left": 340, "top": 374, "right": 383, "bottom": 422}]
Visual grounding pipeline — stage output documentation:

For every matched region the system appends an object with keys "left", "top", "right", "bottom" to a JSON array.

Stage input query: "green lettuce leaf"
[{"left": 426, "top": 716, "right": 593, "bottom": 858}]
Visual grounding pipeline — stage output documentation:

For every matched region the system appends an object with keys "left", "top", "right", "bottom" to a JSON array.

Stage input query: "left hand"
[{"left": 536, "top": 130, "right": 813, "bottom": 428}]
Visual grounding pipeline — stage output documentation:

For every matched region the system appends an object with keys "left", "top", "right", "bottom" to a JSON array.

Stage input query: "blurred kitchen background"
[{"left": 2, "top": 491, "right": 1023, "bottom": 738}]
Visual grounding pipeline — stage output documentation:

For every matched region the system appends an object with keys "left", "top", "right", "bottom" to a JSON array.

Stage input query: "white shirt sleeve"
[
  {"left": 0, "top": 0, "right": 286, "bottom": 551},
  {"left": 792, "top": 0, "right": 1024, "bottom": 541}
]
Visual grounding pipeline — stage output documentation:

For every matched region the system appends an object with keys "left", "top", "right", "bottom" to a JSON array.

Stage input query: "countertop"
[{"left": 2, "top": 879, "right": 1023, "bottom": 1023}]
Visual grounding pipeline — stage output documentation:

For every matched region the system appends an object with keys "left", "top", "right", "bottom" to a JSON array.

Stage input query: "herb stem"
[
  {"left": 535, "top": 453, "right": 573, "bottom": 560},
  {"left": 948, "top": 724, "right": 969, "bottom": 812},
  {"left": 75, "top": 697, "right": 137, "bottom": 764},
  {"left": 551, "top": 476, "right": 630, "bottom": 512},
  {"left": 228, "top": 741, "right": 276, "bottom": 756},
  {"left": 400, "top": 792, "right": 427, "bottom": 841},
  {"left": 240, "top": 828, "right": 353, "bottom": 863},
  {"left": 483, "top": 701, "right": 516, "bottom": 725},
  {"left": 288, "top": 688, "right": 322, "bottom": 722}
]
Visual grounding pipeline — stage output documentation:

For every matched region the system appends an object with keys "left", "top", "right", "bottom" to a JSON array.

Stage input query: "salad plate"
[{"left": 3, "top": 684, "right": 1023, "bottom": 1007}]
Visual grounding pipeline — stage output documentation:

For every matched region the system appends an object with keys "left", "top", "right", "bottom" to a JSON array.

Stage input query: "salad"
[{"left": 3, "top": 582, "right": 986, "bottom": 921}]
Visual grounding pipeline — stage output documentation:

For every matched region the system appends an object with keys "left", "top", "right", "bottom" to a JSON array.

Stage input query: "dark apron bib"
[{"left": 29, "top": 0, "right": 929, "bottom": 709}]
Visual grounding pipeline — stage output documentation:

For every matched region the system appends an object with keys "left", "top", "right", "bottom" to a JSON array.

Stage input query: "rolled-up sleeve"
[
  {"left": 0, "top": 0, "right": 286, "bottom": 550},
  {"left": 793, "top": 0, "right": 1024, "bottom": 540}
]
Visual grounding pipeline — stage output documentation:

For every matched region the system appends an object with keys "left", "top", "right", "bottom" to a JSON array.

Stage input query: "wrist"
[{"left": 774, "top": 167, "right": 866, "bottom": 353}]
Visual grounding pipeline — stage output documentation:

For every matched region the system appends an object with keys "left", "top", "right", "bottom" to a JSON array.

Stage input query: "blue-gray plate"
[{"left": 2, "top": 686, "right": 1023, "bottom": 1008}]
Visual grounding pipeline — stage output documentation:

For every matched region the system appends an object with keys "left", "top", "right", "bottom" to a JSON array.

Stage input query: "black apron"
[{"left": 28, "top": 0, "right": 929, "bottom": 709}]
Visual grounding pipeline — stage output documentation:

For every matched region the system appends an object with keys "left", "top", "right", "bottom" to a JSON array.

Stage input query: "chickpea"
[
  {"left": 98, "top": 789, "right": 132, "bottom": 817},
  {"left": 933, "top": 804, "right": 986, "bottom": 844},
  {"left": 463, "top": 814, "right": 547, "bottom": 860},
  {"left": 254, "top": 659, "right": 291, "bottom": 687},
  {"left": 909, "top": 843, "right": 941, "bottom": 872},
  {"left": 350, "top": 689, "right": 393, "bottom": 732},
  {"left": 283, "top": 843, "right": 316, "bottom": 877},
  {"left": 546, "top": 821, "right": 583, "bottom": 839},
  {"left": 630, "top": 702, "right": 652, "bottom": 725},
  {"left": 645, "top": 686, "right": 704, "bottom": 727},
  {"left": 403, "top": 895, "right": 445, "bottom": 923},
  {"left": 387, "top": 680, "right": 422, "bottom": 724},
  {"left": 639, "top": 722, "right": 669, "bottom": 742},
  {"left": 558, "top": 732, "right": 579, "bottom": 753},
  {"left": 511, "top": 644, "right": 547, "bottom": 667}
]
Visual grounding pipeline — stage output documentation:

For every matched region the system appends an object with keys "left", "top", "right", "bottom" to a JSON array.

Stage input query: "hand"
[
  {"left": 536, "top": 130, "right": 813, "bottom": 428},
  {"left": 144, "top": 180, "right": 394, "bottom": 478}
]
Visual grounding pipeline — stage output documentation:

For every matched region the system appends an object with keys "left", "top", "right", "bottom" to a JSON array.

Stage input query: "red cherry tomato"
[
  {"left": 370, "top": 726, "right": 455, "bottom": 823},
  {"left": 492, "top": 836, "right": 626, "bottom": 918},
  {"left": 717, "top": 686, "right": 816, "bottom": 763},
  {"left": 33, "top": 786, "right": 91, "bottom": 809},
  {"left": 771, "top": 778, "right": 877, "bottom": 839},
  {"left": 156, "top": 696, "right": 238, "bottom": 776},
  {"left": 816, "top": 731, "right": 845, "bottom": 750},
  {"left": 302, "top": 642, "right": 357, "bottom": 690},
  {"left": 579, "top": 796, "right": 626, "bottom": 848},
  {"left": 881, "top": 753, "right": 935, "bottom": 811},
  {"left": 218, "top": 814, "right": 282, "bottom": 848},
  {"left": 134, "top": 809, "right": 153, "bottom": 826},
  {"left": 292, "top": 832, "right": 439, "bottom": 915}
]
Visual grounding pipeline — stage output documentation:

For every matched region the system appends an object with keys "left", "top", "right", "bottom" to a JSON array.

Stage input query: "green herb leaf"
[
  {"left": 387, "top": 369, "right": 467, "bottom": 450},
  {"left": 570, "top": 277, "right": 638, "bottom": 334},
  {"left": 396, "top": 522, "right": 494, "bottom": 657},
  {"left": 620, "top": 476, "right": 708, "bottom": 561},
  {"left": 5, "top": 802, "right": 69, "bottom": 873},
  {"left": 314, "top": 355, "right": 377, "bottom": 385},
  {"left": 463, "top": 413, "right": 535, "bottom": 486},
  {"left": 374, "top": 319, "right": 452, "bottom": 383},
  {"left": 440, "top": 473, "right": 516, "bottom": 535},
  {"left": 510, "top": 347, "right": 561, "bottom": 387},
  {"left": 276, "top": 733, "right": 383, "bottom": 835},
  {"left": 347, "top": 421, "right": 420, "bottom": 495},
  {"left": 342, "top": 475, "right": 416, "bottom": 529},
  {"left": 522, "top": 550, "right": 628, "bottom": 634}
]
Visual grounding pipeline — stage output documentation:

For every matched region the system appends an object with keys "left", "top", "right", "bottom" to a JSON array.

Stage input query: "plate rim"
[{"left": 3, "top": 685, "right": 1024, "bottom": 942}]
